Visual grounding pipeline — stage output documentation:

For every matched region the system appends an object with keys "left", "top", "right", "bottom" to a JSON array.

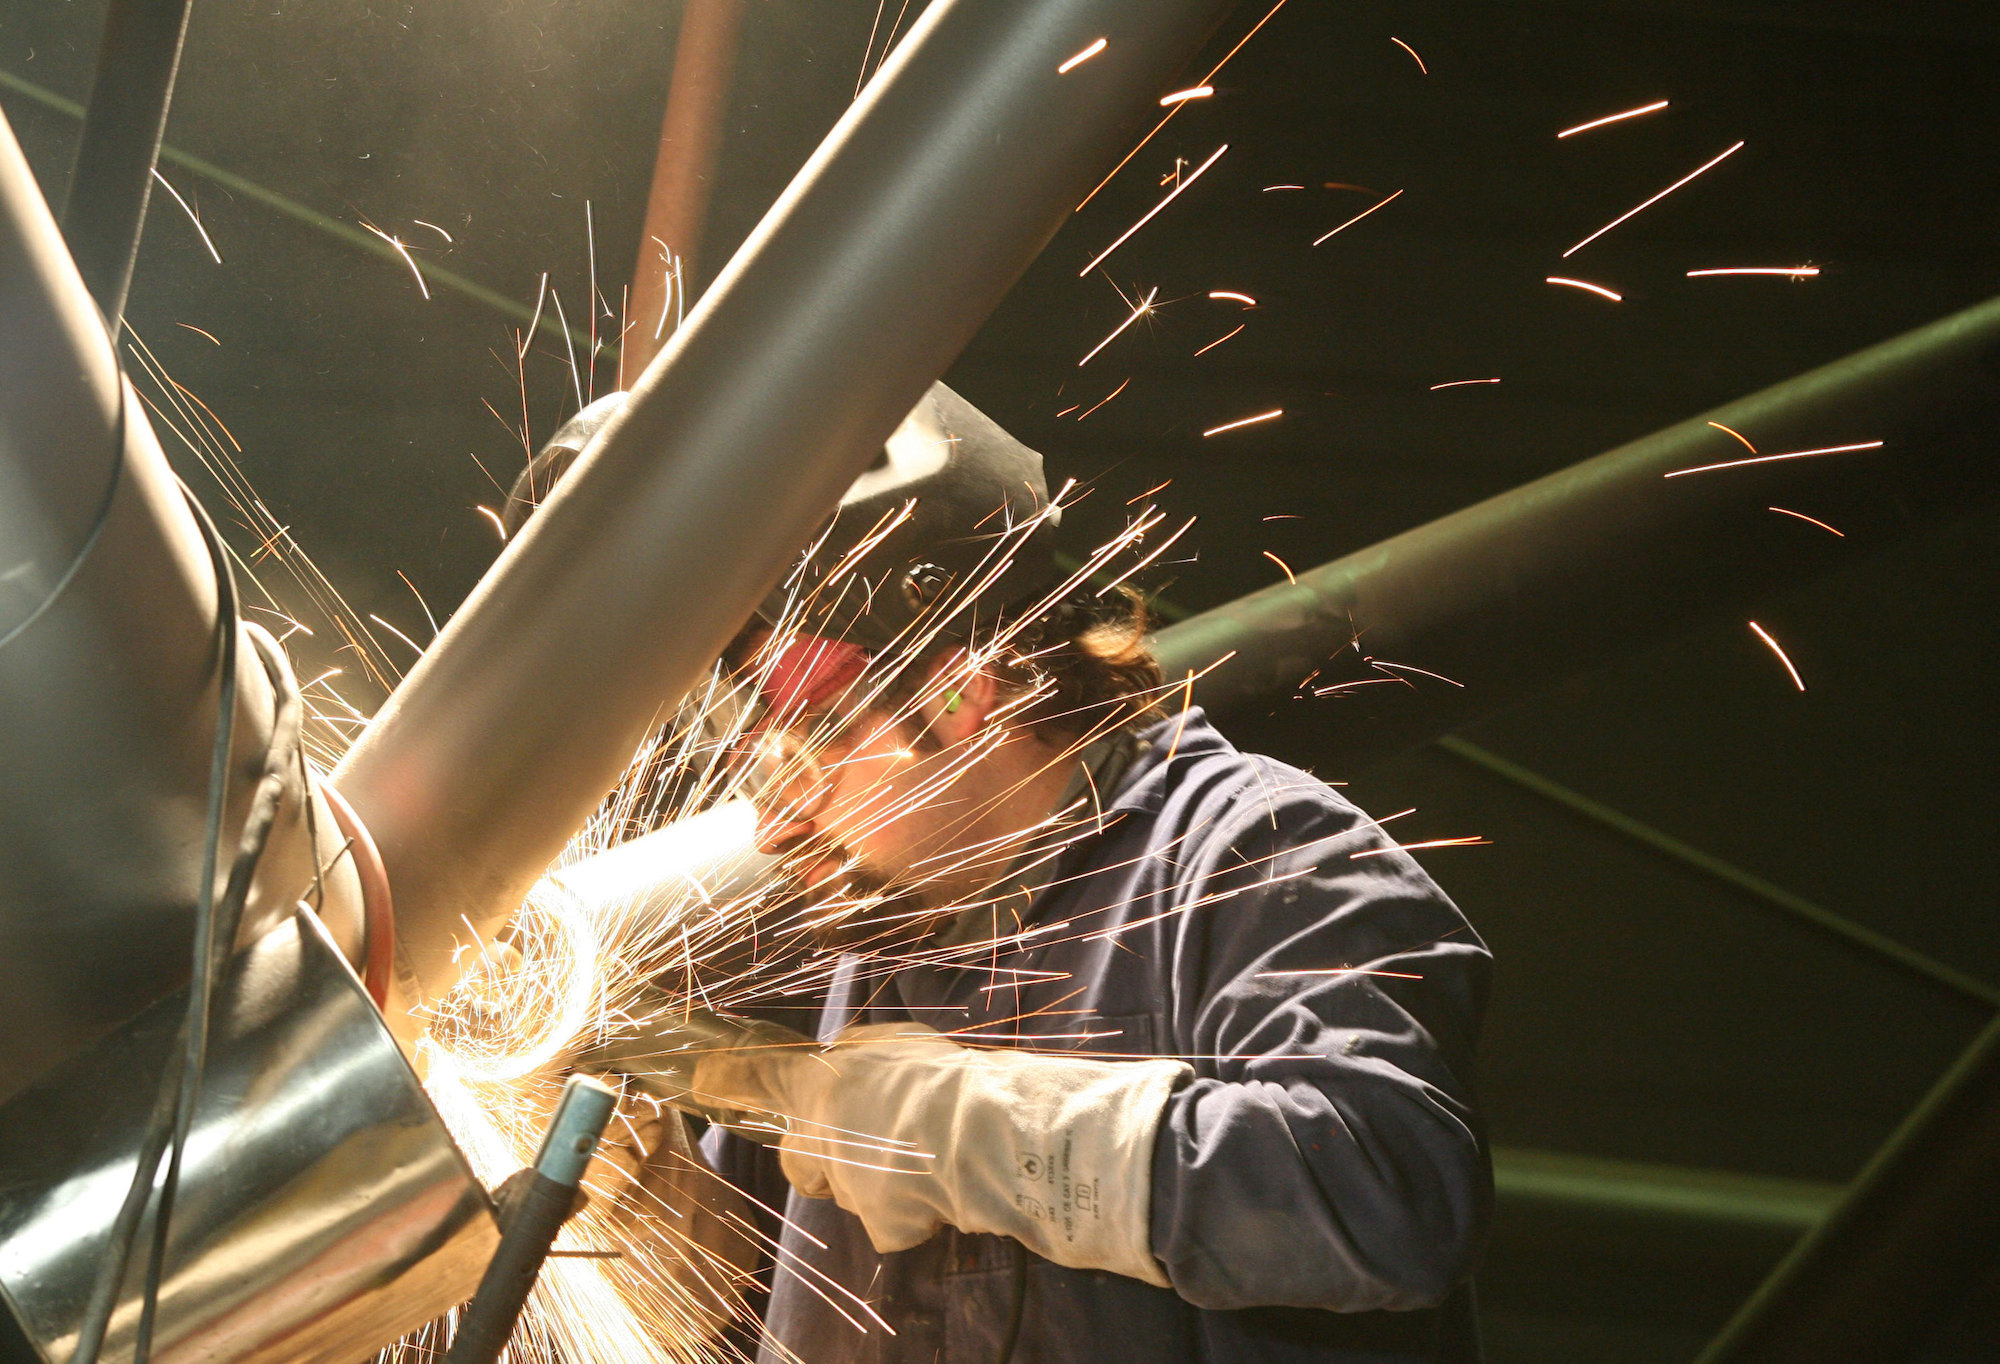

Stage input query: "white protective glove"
[{"left": 692, "top": 1023, "right": 1191, "bottom": 1286}]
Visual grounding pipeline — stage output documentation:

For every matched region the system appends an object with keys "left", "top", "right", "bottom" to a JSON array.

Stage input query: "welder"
[{"left": 507, "top": 384, "right": 1492, "bottom": 1363}]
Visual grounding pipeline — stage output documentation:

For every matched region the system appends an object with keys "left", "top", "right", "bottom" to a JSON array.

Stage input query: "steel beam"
[
  {"left": 1154, "top": 295, "right": 2000, "bottom": 767},
  {"left": 332, "top": 0, "right": 1242, "bottom": 1027}
]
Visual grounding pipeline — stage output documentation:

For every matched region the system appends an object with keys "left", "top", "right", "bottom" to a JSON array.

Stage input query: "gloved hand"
[{"left": 691, "top": 1023, "right": 1191, "bottom": 1286}]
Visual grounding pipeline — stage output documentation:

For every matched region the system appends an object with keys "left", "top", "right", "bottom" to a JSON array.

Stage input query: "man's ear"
[{"left": 926, "top": 666, "right": 999, "bottom": 745}]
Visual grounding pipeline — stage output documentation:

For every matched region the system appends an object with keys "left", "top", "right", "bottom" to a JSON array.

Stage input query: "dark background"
[{"left": 3, "top": 1, "right": 1997, "bottom": 1358}]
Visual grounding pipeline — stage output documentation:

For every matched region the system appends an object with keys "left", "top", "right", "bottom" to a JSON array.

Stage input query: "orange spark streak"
[
  {"left": 1546, "top": 276, "right": 1622, "bottom": 301},
  {"left": 1208, "top": 290, "right": 1257, "bottom": 306},
  {"left": 1562, "top": 140, "right": 1743, "bottom": 258},
  {"left": 1429, "top": 378, "right": 1499, "bottom": 390},
  {"left": 1057, "top": 37, "right": 1106, "bottom": 74},
  {"left": 1351, "top": 837, "right": 1490, "bottom": 858},
  {"left": 1663, "top": 440, "right": 1882, "bottom": 478},
  {"left": 1076, "top": 377, "right": 1130, "bottom": 420},
  {"left": 150, "top": 169, "right": 221, "bottom": 264},
  {"left": 1054, "top": 404, "right": 1081, "bottom": 418},
  {"left": 1556, "top": 98, "right": 1669, "bottom": 139},
  {"left": 1311, "top": 188, "right": 1402, "bottom": 246},
  {"left": 1076, "top": 0, "right": 1291, "bottom": 210},
  {"left": 1389, "top": 37, "right": 1427, "bottom": 74},
  {"left": 1078, "top": 144, "right": 1228, "bottom": 276},
  {"left": 1688, "top": 266, "right": 1819, "bottom": 277},
  {"left": 1263, "top": 184, "right": 1304, "bottom": 191},
  {"left": 1257, "top": 968, "right": 1425, "bottom": 980},
  {"left": 477, "top": 505, "right": 509, "bottom": 540},
  {"left": 1768, "top": 507, "right": 1844, "bottom": 536},
  {"left": 174, "top": 322, "right": 221, "bottom": 344},
  {"left": 413, "top": 219, "right": 454, "bottom": 243},
  {"left": 1193, "top": 324, "right": 1245, "bottom": 356},
  {"left": 1707, "top": 420, "right": 1758, "bottom": 452},
  {"left": 1202, "top": 408, "right": 1283, "bottom": 437},
  {"left": 362, "top": 222, "right": 432, "bottom": 299},
  {"left": 1262, "top": 551, "right": 1296, "bottom": 583},
  {"left": 1078, "top": 286, "right": 1157, "bottom": 366},
  {"left": 1160, "top": 85, "right": 1214, "bottom": 105},
  {"left": 1748, "top": 621, "right": 1807, "bottom": 691},
  {"left": 1128, "top": 478, "right": 1172, "bottom": 504}
]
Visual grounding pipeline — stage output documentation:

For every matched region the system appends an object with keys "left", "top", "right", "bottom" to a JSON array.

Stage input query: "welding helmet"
[{"left": 502, "top": 382, "right": 1063, "bottom": 649}]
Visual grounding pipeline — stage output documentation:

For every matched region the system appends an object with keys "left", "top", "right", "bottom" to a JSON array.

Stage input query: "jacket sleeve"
[{"left": 1147, "top": 772, "right": 1493, "bottom": 1312}]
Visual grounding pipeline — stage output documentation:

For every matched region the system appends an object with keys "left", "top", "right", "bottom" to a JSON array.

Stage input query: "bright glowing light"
[
  {"left": 1311, "top": 189, "right": 1402, "bottom": 246},
  {"left": 1160, "top": 85, "right": 1214, "bottom": 105},
  {"left": 1429, "top": 378, "right": 1500, "bottom": 390},
  {"left": 1057, "top": 38, "right": 1107, "bottom": 74},
  {"left": 1707, "top": 420, "right": 1758, "bottom": 452},
  {"left": 1390, "top": 37, "right": 1427, "bottom": 74},
  {"left": 1079, "top": 144, "right": 1228, "bottom": 276},
  {"left": 1078, "top": 287, "right": 1157, "bottom": 366},
  {"left": 1546, "top": 276, "right": 1622, "bottom": 302},
  {"left": 1262, "top": 551, "right": 1296, "bottom": 583},
  {"left": 1562, "top": 141, "right": 1744, "bottom": 258},
  {"left": 1193, "top": 324, "right": 1245, "bottom": 356},
  {"left": 1687, "top": 266, "right": 1820, "bottom": 277},
  {"left": 1768, "top": 507, "right": 1844, "bottom": 536},
  {"left": 477, "top": 505, "right": 509, "bottom": 540},
  {"left": 1663, "top": 440, "right": 1882, "bottom": 478},
  {"left": 1748, "top": 621, "right": 1807, "bottom": 691},
  {"left": 1208, "top": 290, "right": 1256, "bottom": 306},
  {"left": 1556, "top": 99, "right": 1669, "bottom": 139},
  {"left": 1203, "top": 408, "right": 1283, "bottom": 437},
  {"left": 1076, "top": 376, "right": 1130, "bottom": 419},
  {"left": 150, "top": 170, "right": 222, "bottom": 264}
]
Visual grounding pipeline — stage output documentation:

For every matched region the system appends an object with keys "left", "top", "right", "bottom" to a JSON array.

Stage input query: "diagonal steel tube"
[
  {"left": 1155, "top": 294, "right": 2000, "bottom": 768},
  {"left": 332, "top": 0, "right": 1241, "bottom": 1030}
]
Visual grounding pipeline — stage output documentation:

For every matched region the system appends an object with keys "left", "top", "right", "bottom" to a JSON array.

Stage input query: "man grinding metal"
[{"left": 505, "top": 384, "right": 1492, "bottom": 1363}]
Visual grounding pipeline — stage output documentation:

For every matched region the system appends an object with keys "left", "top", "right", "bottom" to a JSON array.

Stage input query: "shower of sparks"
[
  {"left": 1351, "top": 836, "right": 1491, "bottom": 858},
  {"left": 1160, "top": 85, "right": 1214, "bottom": 105},
  {"left": 1368, "top": 659, "right": 1465, "bottom": 687},
  {"left": 150, "top": 169, "right": 222, "bottom": 264},
  {"left": 361, "top": 222, "right": 432, "bottom": 299},
  {"left": 1076, "top": 377, "right": 1130, "bottom": 419},
  {"left": 477, "top": 505, "right": 509, "bottom": 540},
  {"left": 1079, "top": 144, "right": 1228, "bottom": 277},
  {"left": 1687, "top": 266, "right": 1820, "bottom": 278},
  {"left": 1663, "top": 439, "right": 1882, "bottom": 478},
  {"left": 1193, "top": 325, "right": 1245, "bottom": 356},
  {"left": 1261, "top": 551, "right": 1296, "bottom": 583},
  {"left": 1768, "top": 507, "right": 1845, "bottom": 536},
  {"left": 1556, "top": 99, "right": 1669, "bottom": 139},
  {"left": 1078, "top": 286, "right": 1157, "bottom": 366},
  {"left": 413, "top": 219, "right": 454, "bottom": 243},
  {"left": 1430, "top": 378, "right": 1499, "bottom": 390},
  {"left": 1203, "top": 408, "right": 1282, "bottom": 437},
  {"left": 1562, "top": 140, "right": 1744, "bottom": 258},
  {"left": 1707, "top": 420, "right": 1758, "bottom": 452},
  {"left": 1546, "top": 276, "right": 1622, "bottom": 302},
  {"left": 175, "top": 322, "right": 221, "bottom": 345},
  {"left": 1748, "top": 621, "right": 1807, "bottom": 691},
  {"left": 1208, "top": 290, "right": 1257, "bottom": 306},
  {"left": 1077, "top": 0, "right": 1291, "bottom": 210},
  {"left": 1058, "top": 37, "right": 1107, "bottom": 73},
  {"left": 1311, "top": 189, "right": 1402, "bottom": 246},
  {"left": 1389, "top": 37, "right": 1427, "bottom": 74}
]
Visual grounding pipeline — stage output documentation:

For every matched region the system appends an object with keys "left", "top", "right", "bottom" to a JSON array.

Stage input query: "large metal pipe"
[
  {"left": 0, "top": 105, "right": 363, "bottom": 1105},
  {"left": 60, "top": 0, "right": 196, "bottom": 327},
  {"left": 333, "top": 0, "right": 1241, "bottom": 1026},
  {"left": 1692, "top": 1010, "right": 2000, "bottom": 1364},
  {"left": 1155, "top": 295, "right": 2000, "bottom": 766}
]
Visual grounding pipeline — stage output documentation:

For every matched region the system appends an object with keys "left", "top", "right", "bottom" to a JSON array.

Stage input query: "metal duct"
[
  {"left": 1154, "top": 294, "right": 2000, "bottom": 765},
  {"left": 332, "top": 0, "right": 1242, "bottom": 1027},
  {"left": 0, "top": 105, "right": 364, "bottom": 1105},
  {"left": 0, "top": 907, "right": 495, "bottom": 1364}
]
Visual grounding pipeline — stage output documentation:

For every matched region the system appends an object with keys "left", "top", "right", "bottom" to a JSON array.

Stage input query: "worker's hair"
[{"left": 985, "top": 586, "right": 1166, "bottom": 743}]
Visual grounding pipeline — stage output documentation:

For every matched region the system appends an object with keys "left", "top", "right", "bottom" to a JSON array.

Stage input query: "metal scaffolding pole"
[
  {"left": 332, "top": 0, "right": 1242, "bottom": 1029},
  {"left": 1154, "top": 294, "right": 2000, "bottom": 768}
]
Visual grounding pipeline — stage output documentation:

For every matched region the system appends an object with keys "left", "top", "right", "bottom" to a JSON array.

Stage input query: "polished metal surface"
[
  {"left": 0, "top": 907, "right": 496, "bottom": 1364},
  {"left": 0, "top": 104, "right": 363, "bottom": 1106},
  {"left": 332, "top": 0, "right": 1241, "bottom": 1027}
]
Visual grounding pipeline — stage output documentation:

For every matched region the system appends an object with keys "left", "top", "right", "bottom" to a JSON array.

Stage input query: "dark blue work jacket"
[{"left": 707, "top": 710, "right": 1492, "bottom": 1364}]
